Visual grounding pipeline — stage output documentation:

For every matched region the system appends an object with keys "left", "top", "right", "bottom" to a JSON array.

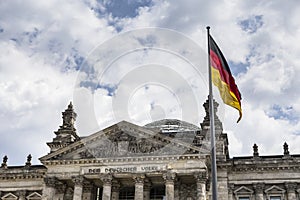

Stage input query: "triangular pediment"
[
  {"left": 26, "top": 192, "right": 42, "bottom": 199},
  {"left": 40, "top": 121, "right": 205, "bottom": 162},
  {"left": 1, "top": 193, "right": 18, "bottom": 199},
  {"left": 234, "top": 186, "right": 254, "bottom": 195},
  {"left": 265, "top": 185, "right": 285, "bottom": 194}
]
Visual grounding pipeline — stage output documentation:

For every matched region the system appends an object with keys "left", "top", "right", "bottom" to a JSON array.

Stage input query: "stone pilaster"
[
  {"left": 101, "top": 174, "right": 113, "bottom": 200},
  {"left": 143, "top": 178, "right": 151, "bottom": 200},
  {"left": 72, "top": 175, "right": 84, "bottom": 200},
  {"left": 174, "top": 180, "right": 180, "bottom": 200},
  {"left": 17, "top": 190, "right": 26, "bottom": 200},
  {"left": 64, "top": 187, "right": 74, "bottom": 199},
  {"left": 55, "top": 182, "right": 67, "bottom": 200},
  {"left": 133, "top": 174, "right": 145, "bottom": 200},
  {"left": 42, "top": 176, "right": 57, "bottom": 200},
  {"left": 286, "top": 182, "right": 297, "bottom": 200},
  {"left": 194, "top": 172, "right": 207, "bottom": 200},
  {"left": 54, "top": 183, "right": 67, "bottom": 200},
  {"left": 112, "top": 180, "right": 120, "bottom": 200},
  {"left": 227, "top": 183, "right": 234, "bottom": 200},
  {"left": 82, "top": 182, "right": 94, "bottom": 200},
  {"left": 253, "top": 183, "right": 264, "bottom": 200},
  {"left": 163, "top": 171, "right": 176, "bottom": 200}
]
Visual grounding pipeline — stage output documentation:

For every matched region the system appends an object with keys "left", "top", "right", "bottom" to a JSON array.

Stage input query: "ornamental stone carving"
[
  {"left": 111, "top": 180, "right": 120, "bottom": 192},
  {"left": 100, "top": 174, "right": 113, "bottom": 185},
  {"left": 1, "top": 155, "right": 8, "bottom": 168},
  {"left": 194, "top": 171, "right": 208, "bottom": 183},
  {"left": 283, "top": 142, "right": 290, "bottom": 156},
  {"left": 285, "top": 182, "right": 297, "bottom": 192},
  {"left": 56, "top": 183, "right": 67, "bottom": 193},
  {"left": 253, "top": 144, "right": 259, "bottom": 157},
  {"left": 133, "top": 174, "right": 145, "bottom": 184},
  {"left": 163, "top": 170, "right": 176, "bottom": 184},
  {"left": 253, "top": 182, "right": 265, "bottom": 193},
  {"left": 72, "top": 175, "right": 85, "bottom": 186},
  {"left": 17, "top": 190, "right": 26, "bottom": 198},
  {"left": 44, "top": 176, "right": 57, "bottom": 187},
  {"left": 83, "top": 182, "right": 94, "bottom": 193}
]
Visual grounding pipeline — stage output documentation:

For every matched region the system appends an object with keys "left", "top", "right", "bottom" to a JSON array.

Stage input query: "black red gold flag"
[{"left": 209, "top": 35, "right": 242, "bottom": 122}]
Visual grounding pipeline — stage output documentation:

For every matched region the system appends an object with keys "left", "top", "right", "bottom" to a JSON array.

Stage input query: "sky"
[{"left": 1, "top": 0, "right": 300, "bottom": 165}]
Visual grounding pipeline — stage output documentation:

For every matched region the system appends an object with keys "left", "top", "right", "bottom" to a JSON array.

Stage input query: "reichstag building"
[{"left": 0, "top": 99, "right": 299, "bottom": 200}]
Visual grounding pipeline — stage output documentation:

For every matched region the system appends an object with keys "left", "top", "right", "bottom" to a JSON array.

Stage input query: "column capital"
[
  {"left": 144, "top": 178, "right": 151, "bottom": 191},
  {"left": 285, "top": 182, "right": 297, "bottom": 192},
  {"left": 17, "top": 190, "right": 26, "bottom": 197},
  {"left": 253, "top": 182, "right": 265, "bottom": 193},
  {"left": 163, "top": 170, "right": 176, "bottom": 184},
  {"left": 112, "top": 180, "right": 120, "bottom": 192},
  {"left": 72, "top": 175, "right": 85, "bottom": 186},
  {"left": 83, "top": 181, "right": 94, "bottom": 193},
  {"left": 194, "top": 171, "right": 208, "bottom": 183},
  {"left": 100, "top": 173, "right": 113, "bottom": 185},
  {"left": 228, "top": 183, "right": 235, "bottom": 194},
  {"left": 44, "top": 176, "right": 58, "bottom": 187},
  {"left": 56, "top": 182, "right": 67, "bottom": 194},
  {"left": 133, "top": 174, "right": 146, "bottom": 184}
]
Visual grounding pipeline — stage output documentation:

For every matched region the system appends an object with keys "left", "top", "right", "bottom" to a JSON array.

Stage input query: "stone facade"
[{"left": 1, "top": 100, "right": 300, "bottom": 200}]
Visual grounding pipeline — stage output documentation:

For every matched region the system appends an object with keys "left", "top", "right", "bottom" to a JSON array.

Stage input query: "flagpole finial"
[{"left": 206, "top": 26, "right": 210, "bottom": 30}]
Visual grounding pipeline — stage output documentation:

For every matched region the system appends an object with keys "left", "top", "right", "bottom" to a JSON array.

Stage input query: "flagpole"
[{"left": 206, "top": 26, "right": 218, "bottom": 200}]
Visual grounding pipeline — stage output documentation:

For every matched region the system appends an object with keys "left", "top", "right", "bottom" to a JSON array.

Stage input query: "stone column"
[
  {"left": 64, "top": 187, "right": 74, "bottom": 199},
  {"left": 227, "top": 183, "right": 234, "bottom": 200},
  {"left": 253, "top": 183, "right": 264, "bottom": 200},
  {"left": 111, "top": 180, "right": 120, "bottom": 200},
  {"left": 17, "top": 190, "right": 26, "bottom": 200},
  {"left": 42, "top": 177, "right": 57, "bottom": 200},
  {"left": 73, "top": 175, "right": 84, "bottom": 200},
  {"left": 55, "top": 183, "right": 67, "bottom": 200},
  {"left": 133, "top": 174, "right": 145, "bottom": 200},
  {"left": 82, "top": 182, "right": 94, "bottom": 200},
  {"left": 286, "top": 182, "right": 297, "bottom": 200},
  {"left": 194, "top": 172, "right": 207, "bottom": 200},
  {"left": 101, "top": 174, "right": 113, "bottom": 200},
  {"left": 163, "top": 171, "right": 176, "bottom": 200},
  {"left": 143, "top": 179, "right": 151, "bottom": 200},
  {"left": 174, "top": 181, "right": 180, "bottom": 200}
]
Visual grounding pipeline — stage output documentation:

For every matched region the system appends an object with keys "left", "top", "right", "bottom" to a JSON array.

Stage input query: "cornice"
[
  {"left": 42, "top": 154, "right": 208, "bottom": 166},
  {"left": 0, "top": 172, "right": 45, "bottom": 180}
]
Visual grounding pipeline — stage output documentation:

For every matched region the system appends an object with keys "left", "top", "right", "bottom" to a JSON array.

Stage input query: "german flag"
[{"left": 209, "top": 35, "right": 242, "bottom": 122}]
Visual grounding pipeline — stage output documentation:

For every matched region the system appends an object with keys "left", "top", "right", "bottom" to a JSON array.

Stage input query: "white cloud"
[{"left": 1, "top": 0, "right": 300, "bottom": 165}]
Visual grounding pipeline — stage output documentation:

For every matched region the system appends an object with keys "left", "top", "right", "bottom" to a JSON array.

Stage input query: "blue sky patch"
[
  {"left": 239, "top": 15, "right": 264, "bottom": 34},
  {"left": 266, "top": 104, "right": 299, "bottom": 123},
  {"left": 80, "top": 81, "right": 118, "bottom": 96},
  {"left": 98, "top": 0, "right": 153, "bottom": 18},
  {"left": 228, "top": 61, "right": 249, "bottom": 76}
]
